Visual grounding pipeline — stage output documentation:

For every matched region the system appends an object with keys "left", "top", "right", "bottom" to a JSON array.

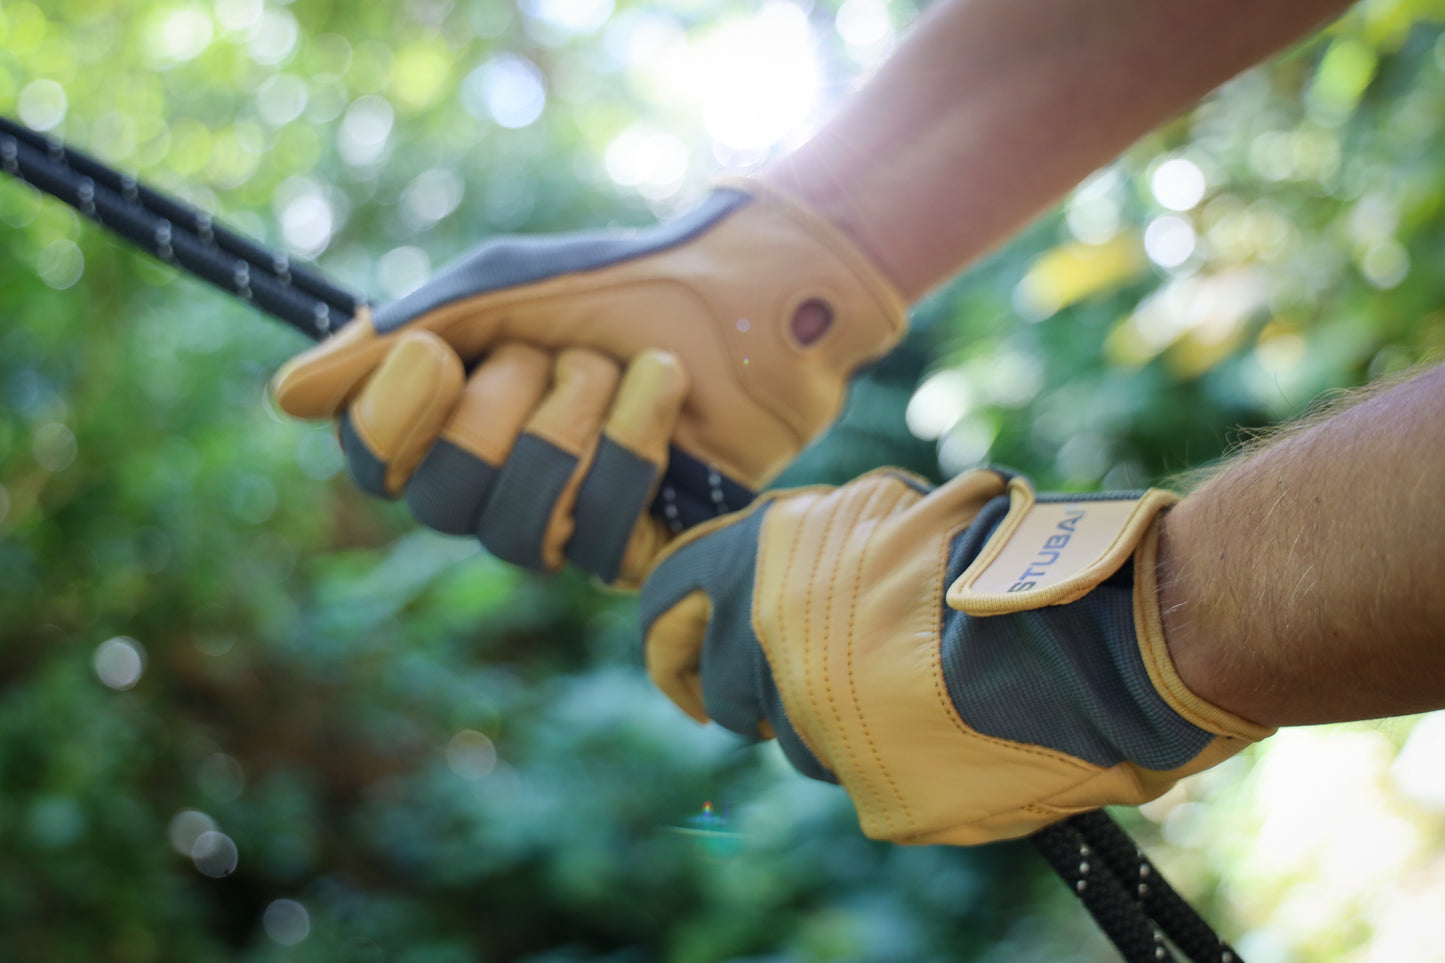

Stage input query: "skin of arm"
[
  {"left": 762, "top": 0, "right": 1355, "bottom": 301},
  {"left": 1156, "top": 364, "right": 1445, "bottom": 729}
]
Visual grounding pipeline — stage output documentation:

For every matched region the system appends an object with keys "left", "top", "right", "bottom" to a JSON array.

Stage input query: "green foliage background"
[{"left": 2, "top": 0, "right": 1444, "bottom": 960}]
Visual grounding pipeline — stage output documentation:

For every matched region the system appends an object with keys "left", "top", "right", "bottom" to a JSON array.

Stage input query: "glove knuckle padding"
[{"left": 722, "top": 470, "right": 1275, "bottom": 847}]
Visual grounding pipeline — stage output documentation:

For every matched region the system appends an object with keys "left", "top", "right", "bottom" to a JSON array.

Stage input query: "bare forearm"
[
  {"left": 1157, "top": 365, "right": 1445, "bottom": 728},
  {"left": 763, "top": 0, "right": 1352, "bottom": 301}
]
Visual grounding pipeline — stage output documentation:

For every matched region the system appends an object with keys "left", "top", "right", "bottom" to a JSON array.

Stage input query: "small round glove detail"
[
  {"left": 639, "top": 469, "right": 1275, "bottom": 845},
  {"left": 271, "top": 179, "right": 906, "bottom": 584}
]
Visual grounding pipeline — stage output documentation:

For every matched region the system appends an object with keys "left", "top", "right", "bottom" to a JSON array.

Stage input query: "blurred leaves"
[{"left": 3, "top": 0, "right": 1445, "bottom": 960}]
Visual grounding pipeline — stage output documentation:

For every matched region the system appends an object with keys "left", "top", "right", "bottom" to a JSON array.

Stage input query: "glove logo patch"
[
  {"left": 1005, "top": 506, "right": 1086, "bottom": 592},
  {"left": 948, "top": 495, "right": 1149, "bottom": 614}
]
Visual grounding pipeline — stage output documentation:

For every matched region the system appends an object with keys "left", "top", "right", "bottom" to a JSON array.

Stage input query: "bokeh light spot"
[
  {"left": 378, "top": 246, "right": 432, "bottom": 300},
  {"left": 248, "top": 9, "right": 299, "bottom": 66},
  {"left": 401, "top": 169, "right": 465, "bottom": 230},
  {"left": 691, "top": 4, "right": 820, "bottom": 156},
  {"left": 604, "top": 124, "right": 688, "bottom": 198},
  {"left": 214, "top": 0, "right": 263, "bottom": 34},
  {"left": 146, "top": 6, "right": 213, "bottom": 64},
  {"left": 17, "top": 78, "right": 67, "bottom": 131},
  {"left": 836, "top": 0, "right": 891, "bottom": 49},
  {"left": 465, "top": 54, "right": 547, "bottom": 129},
  {"left": 192, "top": 830, "right": 239, "bottom": 878},
  {"left": 94, "top": 636, "right": 145, "bottom": 690},
  {"left": 447, "top": 729, "right": 498, "bottom": 780},
  {"left": 256, "top": 74, "right": 308, "bottom": 126},
  {"left": 33, "top": 422, "right": 77, "bottom": 471},
  {"left": 263, "top": 899, "right": 311, "bottom": 946},
  {"left": 1143, "top": 215, "right": 1197, "bottom": 268},
  {"left": 339, "top": 95, "right": 394, "bottom": 166},
  {"left": 1150, "top": 157, "right": 1207, "bottom": 212},
  {"left": 1360, "top": 238, "right": 1409, "bottom": 290},
  {"left": 521, "top": 0, "right": 615, "bottom": 35},
  {"left": 168, "top": 809, "right": 217, "bottom": 855},
  {"left": 906, "top": 370, "right": 972, "bottom": 441},
  {"left": 37, "top": 239, "right": 84, "bottom": 290}
]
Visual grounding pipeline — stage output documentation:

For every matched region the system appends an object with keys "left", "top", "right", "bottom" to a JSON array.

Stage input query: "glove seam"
[
  {"left": 804, "top": 489, "right": 848, "bottom": 800},
  {"left": 842, "top": 481, "right": 919, "bottom": 841}
]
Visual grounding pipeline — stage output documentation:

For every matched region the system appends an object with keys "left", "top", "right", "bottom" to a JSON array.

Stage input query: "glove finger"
[
  {"left": 272, "top": 315, "right": 397, "bottom": 420},
  {"left": 566, "top": 349, "right": 688, "bottom": 584},
  {"left": 641, "top": 590, "right": 714, "bottom": 723},
  {"left": 404, "top": 343, "right": 552, "bottom": 535},
  {"left": 640, "top": 504, "right": 770, "bottom": 733},
  {"left": 475, "top": 348, "right": 620, "bottom": 571},
  {"left": 339, "top": 331, "right": 465, "bottom": 498}
]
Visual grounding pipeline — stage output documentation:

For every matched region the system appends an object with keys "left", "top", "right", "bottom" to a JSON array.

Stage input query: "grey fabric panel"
[
  {"left": 338, "top": 411, "right": 390, "bottom": 499},
  {"left": 939, "top": 493, "right": 1212, "bottom": 770},
  {"left": 565, "top": 438, "right": 657, "bottom": 582},
  {"left": 474, "top": 433, "right": 577, "bottom": 572},
  {"left": 374, "top": 189, "right": 753, "bottom": 333},
  {"left": 404, "top": 439, "right": 499, "bottom": 536},
  {"left": 638, "top": 507, "right": 836, "bottom": 783}
]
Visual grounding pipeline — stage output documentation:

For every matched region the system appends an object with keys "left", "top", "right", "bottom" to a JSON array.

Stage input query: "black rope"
[
  {"left": 1033, "top": 816, "right": 1180, "bottom": 962},
  {"left": 1063, "top": 811, "right": 1241, "bottom": 963},
  {"left": 0, "top": 115, "right": 754, "bottom": 528},
  {"left": 0, "top": 115, "right": 356, "bottom": 338},
  {"left": 1032, "top": 812, "right": 1243, "bottom": 963}
]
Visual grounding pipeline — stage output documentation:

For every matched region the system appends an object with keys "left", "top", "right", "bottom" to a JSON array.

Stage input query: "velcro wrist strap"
[{"left": 946, "top": 478, "right": 1178, "bottom": 615}]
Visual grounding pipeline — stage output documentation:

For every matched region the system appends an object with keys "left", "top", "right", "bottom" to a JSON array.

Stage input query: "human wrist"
[{"left": 1152, "top": 504, "right": 1273, "bottom": 731}]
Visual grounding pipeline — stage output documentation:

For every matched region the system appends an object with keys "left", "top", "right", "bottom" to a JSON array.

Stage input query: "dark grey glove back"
[
  {"left": 638, "top": 505, "right": 838, "bottom": 784},
  {"left": 372, "top": 190, "right": 752, "bottom": 333},
  {"left": 941, "top": 492, "right": 1214, "bottom": 771}
]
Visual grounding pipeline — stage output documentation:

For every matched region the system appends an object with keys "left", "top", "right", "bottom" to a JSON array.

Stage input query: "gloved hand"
[
  {"left": 271, "top": 179, "right": 906, "bottom": 585},
  {"left": 639, "top": 468, "right": 1274, "bottom": 845}
]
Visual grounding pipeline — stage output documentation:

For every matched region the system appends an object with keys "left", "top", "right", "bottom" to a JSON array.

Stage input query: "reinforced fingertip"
[
  {"left": 604, "top": 350, "right": 689, "bottom": 463},
  {"left": 271, "top": 320, "right": 386, "bottom": 418}
]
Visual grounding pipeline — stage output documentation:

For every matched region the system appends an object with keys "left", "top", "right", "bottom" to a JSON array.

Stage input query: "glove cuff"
[{"left": 1132, "top": 520, "right": 1276, "bottom": 743}]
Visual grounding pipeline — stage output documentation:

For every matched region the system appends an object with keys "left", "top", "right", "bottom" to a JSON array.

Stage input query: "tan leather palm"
[
  {"left": 271, "top": 179, "right": 906, "bottom": 494},
  {"left": 643, "top": 470, "right": 1274, "bottom": 846}
]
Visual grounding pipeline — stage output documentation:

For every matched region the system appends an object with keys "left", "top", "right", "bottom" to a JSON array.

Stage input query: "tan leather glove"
[
  {"left": 639, "top": 469, "right": 1274, "bottom": 845},
  {"left": 270, "top": 179, "right": 906, "bottom": 584}
]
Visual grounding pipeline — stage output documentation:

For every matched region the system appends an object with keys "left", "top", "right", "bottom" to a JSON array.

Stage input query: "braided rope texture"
[{"left": 1033, "top": 811, "right": 1243, "bottom": 963}]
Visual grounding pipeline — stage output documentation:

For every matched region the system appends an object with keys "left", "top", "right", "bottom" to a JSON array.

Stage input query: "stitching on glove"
[
  {"left": 846, "top": 481, "right": 919, "bottom": 840},
  {"left": 805, "top": 490, "right": 848, "bottom": 797}
]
